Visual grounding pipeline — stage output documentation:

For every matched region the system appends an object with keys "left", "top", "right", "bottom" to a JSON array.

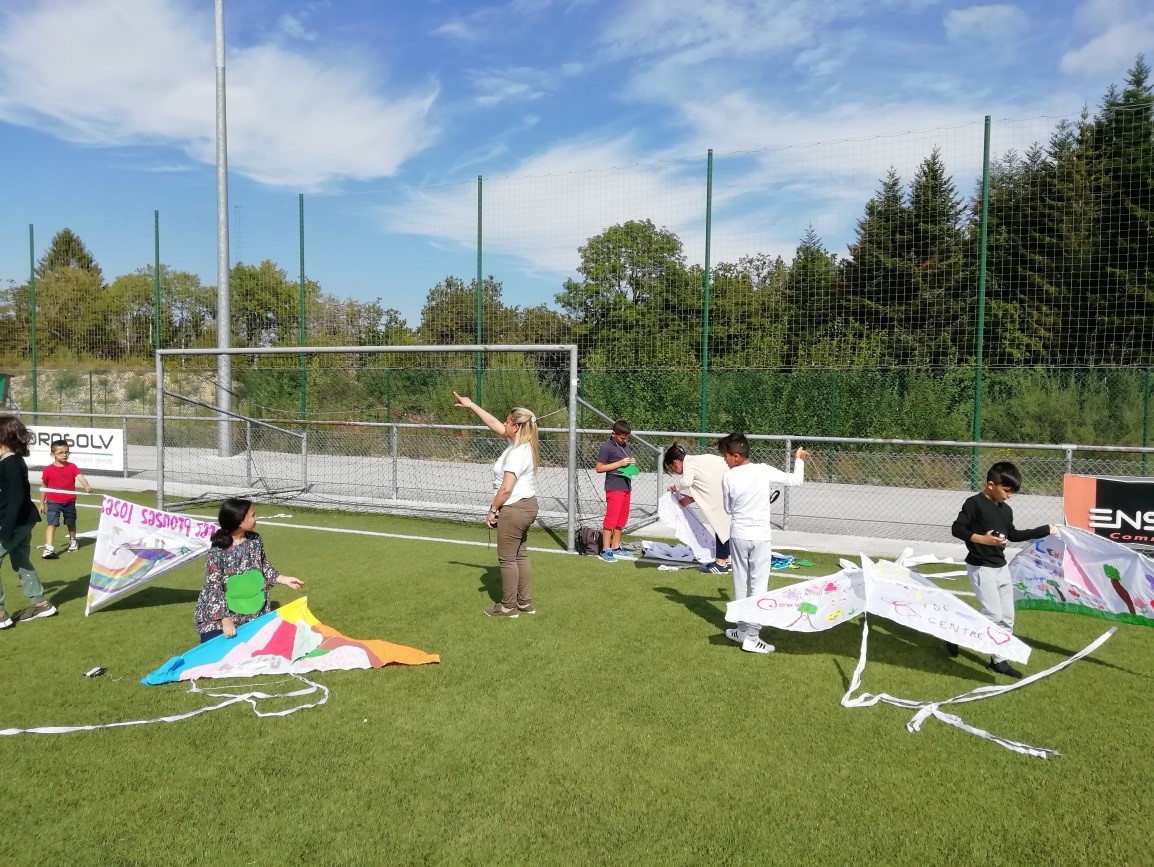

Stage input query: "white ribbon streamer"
[
  {"left": 0, "top": 674, "right": 328, "bottom": 736},
  {"left": 841, "top": 615, "right": 1116, "bottom": 758}
]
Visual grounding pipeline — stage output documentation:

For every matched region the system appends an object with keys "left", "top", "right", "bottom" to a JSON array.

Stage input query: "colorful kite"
[
  {"left": 1011, "top": 525, "right": 1154, "bottom": 626},
  {"left": 87, "top": 496, "right": 217, "bottom": 615},
  {"left": 144, "top": 597, "right": 440, "bottom": 684}
]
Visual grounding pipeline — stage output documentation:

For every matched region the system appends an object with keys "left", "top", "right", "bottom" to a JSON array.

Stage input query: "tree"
[
  {"left": 417, "top": 275, "right": 514, "bottom": 346},
  {"left": 904, "top": 148, "right": 969, "bottom": 364},
  {"left": 1087, "top": 54, "right": 1154, "bottom": 363},
  {"left": 555, "top": 219, "right": 687, "bottom": 326},
  {"left": 36, "top": 228, "right": 103, "bottom": 283},
  {"left": 229, "top": 260, "right": 317, "bottom": 347},
  {"left": 843, "top": 168, "right": 912, "bottom": 338}
]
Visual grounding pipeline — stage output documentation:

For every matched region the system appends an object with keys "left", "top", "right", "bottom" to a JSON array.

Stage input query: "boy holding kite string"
[{"left": 950, "top": 461, "right": 1058, "bottom": 679}]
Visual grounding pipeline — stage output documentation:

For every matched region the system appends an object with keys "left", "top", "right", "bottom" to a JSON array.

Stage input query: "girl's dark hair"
[
  {"left": 210, "top": 498, "right": 253, "bottom": 549},
  {"left": 0, "top": 415, "right": 32, "bottom": 457},
  {"left": 663, "top": 443, "right": 687, "bottom": 471}
]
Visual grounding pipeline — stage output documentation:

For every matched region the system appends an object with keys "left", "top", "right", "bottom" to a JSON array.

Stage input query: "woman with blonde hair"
[{"left": 453, "top": 392, "right": 539, "bottom": 617}]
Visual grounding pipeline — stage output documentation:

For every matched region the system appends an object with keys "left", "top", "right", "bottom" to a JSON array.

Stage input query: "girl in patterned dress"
[{"left": 193, "top": 498, "right": 304, "bottom": 642}]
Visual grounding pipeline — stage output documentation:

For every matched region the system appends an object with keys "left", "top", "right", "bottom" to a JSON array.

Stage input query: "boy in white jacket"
[{"left": 721, "top": 434, "right": 809, "bottom": 653}]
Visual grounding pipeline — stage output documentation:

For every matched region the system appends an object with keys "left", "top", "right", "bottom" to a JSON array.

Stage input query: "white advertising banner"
[{"left": 28, "top": 425, "right": 123, "bottom": 472}]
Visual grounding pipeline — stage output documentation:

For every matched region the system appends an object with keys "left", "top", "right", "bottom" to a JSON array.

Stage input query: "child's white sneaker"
[
  {"left": 67, "top": 540, "right": 79, "bottom": 553},
  {"left": 41, "top": 545, "right": 56, "bottom": 559},
  {"left": 741, "top": 636, "right": 775, "bottom": 654}
]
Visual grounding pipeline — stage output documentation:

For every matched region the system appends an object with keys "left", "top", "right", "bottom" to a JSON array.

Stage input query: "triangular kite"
[{"left": 143, "top": 597, "right": 440, "bottom": 684}]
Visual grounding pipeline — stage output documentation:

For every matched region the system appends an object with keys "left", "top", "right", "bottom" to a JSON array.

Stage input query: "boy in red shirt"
[{"left": 39, "top": 440, "right": 92, "bottom": 558}]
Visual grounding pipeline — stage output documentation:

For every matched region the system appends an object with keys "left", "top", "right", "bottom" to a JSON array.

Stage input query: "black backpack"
[{"left": 576, "top": 526, "right": 603, "bottom": 555}]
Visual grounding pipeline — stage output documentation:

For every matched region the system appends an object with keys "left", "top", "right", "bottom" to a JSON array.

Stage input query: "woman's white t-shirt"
[{"left": 493, "top": 441, "right": 537, "bottom": 504}]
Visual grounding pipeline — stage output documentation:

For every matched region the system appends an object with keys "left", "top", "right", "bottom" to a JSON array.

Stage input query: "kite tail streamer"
[
  {"left": 907, "top": 707, "right": 1059, "bottom": 759},
  {"left": 0, "top": 674, "right": 328, "bottom": 736},
  {"left": 841, "top": 616, "right": 1117, "bottom": 758}
]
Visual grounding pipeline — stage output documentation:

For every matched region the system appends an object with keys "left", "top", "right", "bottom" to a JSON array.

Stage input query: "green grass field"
[{"left": 2, "top": 498, "right": 1152, "bottom": 866}]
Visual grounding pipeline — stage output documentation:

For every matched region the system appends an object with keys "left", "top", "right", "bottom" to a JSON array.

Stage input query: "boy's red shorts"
[{"left": 603, "top": 489, "right": 631, "bottom": 530}]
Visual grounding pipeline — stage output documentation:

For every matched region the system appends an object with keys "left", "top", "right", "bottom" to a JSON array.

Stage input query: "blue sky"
[{"left": 1, "top": 0, "right": 1151, "bottom": 326}]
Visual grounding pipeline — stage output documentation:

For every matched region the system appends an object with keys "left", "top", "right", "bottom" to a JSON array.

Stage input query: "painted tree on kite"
[
  {"left": 788, "top": 602, "right": 820, "bottom": 630},
  {"left": 1103, "top": 564, "right": 1136, "bottom": 614}
]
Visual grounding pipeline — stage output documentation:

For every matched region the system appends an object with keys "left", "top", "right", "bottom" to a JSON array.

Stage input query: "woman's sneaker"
[
  {"left": 22, "top": 601, "right": 57, "bottom": 621},
  {"left": 483, "top": 604, "right": 519, "bottom": 618},
  {"left": 599, "top": 549, "right": 616, "bottom": 562},
  {"left": 41, "top": 545, "right": 56, "bottom": 559},
  {"left": 0, "top": 609, "right": 13, "bottom": 629},
  {"left": 67, "top": 539, "right": 79, "bottom": 553},
  {"left": 516, "top": 603, "right": 537, "bottom": 615}
]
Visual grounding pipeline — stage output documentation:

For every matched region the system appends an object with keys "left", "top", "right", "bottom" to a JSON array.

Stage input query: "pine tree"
[
  {"left": 905, "top": 148, "right": 968, "bottom": 364},
  {"left": 1088, "top": 54, "right": 1154, "bottom": 364},
  {"left": 842, "top": 168, "right": 913, "bottom": 341},
  {"left": 36, "top": 228, "right": 103, "bottom": 282}
]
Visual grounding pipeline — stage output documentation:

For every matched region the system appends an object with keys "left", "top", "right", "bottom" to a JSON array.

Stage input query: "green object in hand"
[
  {"left": 616, "top": 462, "right": 640, "bottom": 479},
  {"left": 225, "top": 568, "right": 266, "bottom": 615}
]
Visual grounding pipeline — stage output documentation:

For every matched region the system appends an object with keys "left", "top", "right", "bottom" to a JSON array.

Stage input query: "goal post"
[{"left": 154, "top": 344, "right": 580, "bottom": 551}]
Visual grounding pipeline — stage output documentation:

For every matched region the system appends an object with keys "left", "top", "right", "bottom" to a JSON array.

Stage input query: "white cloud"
[
  {"left": 278, "top": 13, "right": 318, "bottom": 42},
  {"left": 432, "top": 18, "right": 481, "bottom": 41},
  {"left": 944, "top": 5, "right": 1028, "bottom": 43},
  {"left": 470, "top": 67, "right": 553, "bottom": 106},
  {"left": 601, "top": 0, "right": 823, "bottom": 67},
  {"left": 0, "top": 0, "right": 438, "bottom": 189},
  {"left": 1061, "top": 0, "right": 1154, "bottom": 77},
  {"left": 432, "top": 0, "right": 555, "bottom": 42},
  {"left": 379, "top": 137, "right": 714, "bottom": 277}
]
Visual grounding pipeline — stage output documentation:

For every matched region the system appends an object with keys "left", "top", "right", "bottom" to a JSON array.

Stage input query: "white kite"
[
  {"left": 1011, "top": 525, "right": 1154, "bottom": 626},
  {"left": 86, "top": 496, "right": 217, "bottom": 615},
  {"left": 727, "top": 555, "right": 1030, "bottom": 663},
  {"left": 728, "top": 555, "right": 1112, "bottom": 757}
]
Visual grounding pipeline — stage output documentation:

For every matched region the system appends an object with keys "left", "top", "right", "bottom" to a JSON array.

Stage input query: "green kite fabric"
[{"left": 225, "top": 568, "right": 267, "bottom": 615}]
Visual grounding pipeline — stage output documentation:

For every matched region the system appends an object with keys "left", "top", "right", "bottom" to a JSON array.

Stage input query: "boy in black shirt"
[{"left": 949, "top": 461, "right": 1058, "bottom": 679}]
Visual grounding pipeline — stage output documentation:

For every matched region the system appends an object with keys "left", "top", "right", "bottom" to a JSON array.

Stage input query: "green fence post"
[
  {"left": 827, "top": 369, "right": 839, "bottom": 482},
  {"left": 299, "top": 193, "right": 308, "bottom": 419},
  {"left": 28, "top": 224, "right": 38, "bottom": 415},
  {"left": 699, "top": 149, "right": 713, "bottom": 449},
  {"left": 970, "top": 115, "right": 991, "bottom": 489},
  {"left": 1143, "top": 367, "right": 1151, "bottom": 472},
  {"left": 475, "top": 175, "right": 484, "bottom": 404}
]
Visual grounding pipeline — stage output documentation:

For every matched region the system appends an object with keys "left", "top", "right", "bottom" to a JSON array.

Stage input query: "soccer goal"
[{"left": 154, "top": 344, "right": 582, "bottom": 550}]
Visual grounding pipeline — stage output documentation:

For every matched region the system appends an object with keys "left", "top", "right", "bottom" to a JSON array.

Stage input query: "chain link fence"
[{"left": 19, "top": 406, "right": 1153, "bottom": 551}]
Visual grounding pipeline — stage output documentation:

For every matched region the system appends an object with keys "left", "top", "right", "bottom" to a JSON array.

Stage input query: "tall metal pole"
[
  {"left": 970, "top": 116, "right": 991, "bottom": 488},
  {"left": 215, "top": 0, "right": 233, "bottom": 455},
  {"left": 475, "top": 175, "right": 484, "bottom": 403},
  {"left": 299, "top": 193, "right": 307, "bottom": 419},
  {"left": 153, "top": 210, "right": 162, "bottom": 351},
  {"left": 28, "top": 224, "right": 38, "bottom": 414}
]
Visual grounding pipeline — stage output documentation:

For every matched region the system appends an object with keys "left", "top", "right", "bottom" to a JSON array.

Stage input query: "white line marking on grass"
[{"left": 248, "top": 519, "right": 576, "bottom": 556}]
